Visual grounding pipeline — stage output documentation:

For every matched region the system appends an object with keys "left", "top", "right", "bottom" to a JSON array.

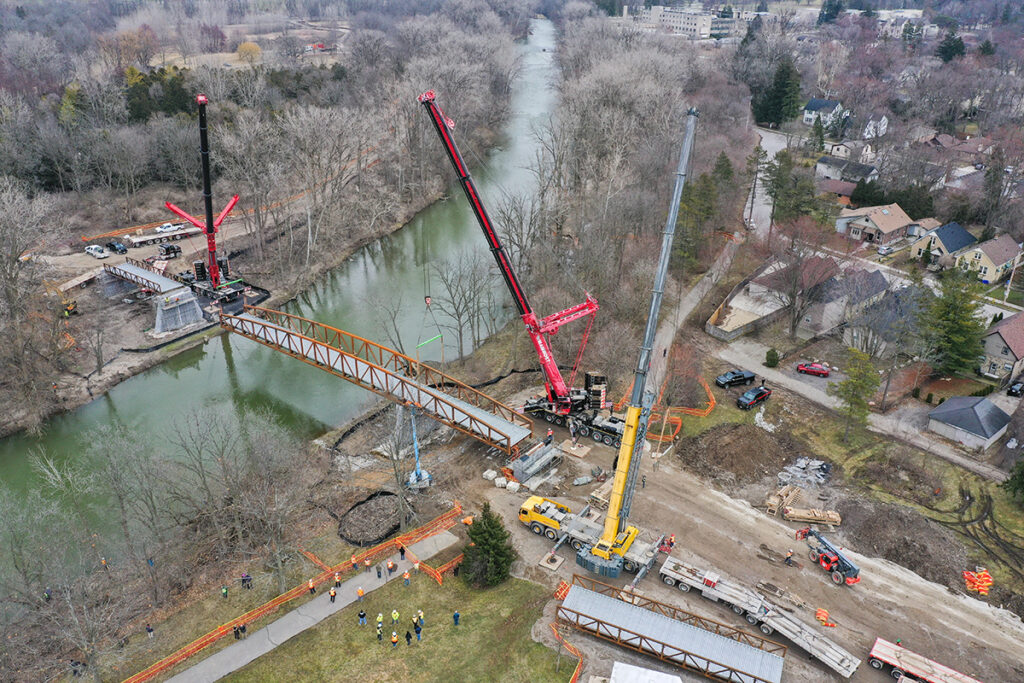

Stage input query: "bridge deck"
[
  {"left": 104, "top": 260, "right": 185, "bottom": 294},
  {"left": 221, "top": 309, "right": 531, "bottom": 454},
  {"left": 559, "top": 584, "right": 784, "bottom": 683}
]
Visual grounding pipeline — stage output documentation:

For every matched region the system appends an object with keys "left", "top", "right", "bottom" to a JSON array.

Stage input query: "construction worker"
[
  {"left": 146, "top": 623, "right": 154, "bottom": 639},
  {"left": 405, "top": 630, "right": 412, "bottom": 646},
  {"left": 221, "top": 585, "right": 228, "bottom": 599},
  {"left": 785, "top": 550, "right": 794, "bottom": 567},
  {"left": 358, "top": 609, "right": 367, "bottom": 626},
  {"left": 329, "top": 587, "right": 337, "bottom": 603},
  {"left": 417, "top": 609, "right": 424, "bottom": 626},
  {"left": 391, "top": 631, "right": 399, "bottom": 648},
  {"left": 399, "top": 545, "right": 406, "bottom": 561},
  {"left": 544, "top": 428, "right": 553, "bottom": 445},
  {"left": 308, "top": 579, "right": 316, "bottom": 595},
  {"left": 392, "top": 609, "right": 400, "bottom": 625},
  {"left": 357, "top": 586, "right": 364, "bottom": 601},
  {"left": 376, "top": 564, "right": 383, "bottom": 579},
  {"left": 386, "top": 559, "right": 395, "bottom": 576},
  {"left": 364, "top": 558, "right": 372, "bottom": 573},
  {"left": 403, "top": 570, "right": 411, "bottom": 587},
  {"left": 668, "top": 534, "right": 676, "bottom": 549},
  {"left": 376, "top": 612, "right": 384, "bottom": 629},
  {"left": 334, "top": 571, "right": 341, "bottom": 587},
  {"left": 453, "top": 610, "right": 460, "bottom": 626},
  {"left": 376, "top": 623, "right": 383, "bottom": 642},
  {"left": 414, "top": 622, "right": 422, "bottom": 641},
  {"left": 43, "top": 587, "right": 51, "bottom": 602},
  {"left": 351, "top": 555, "right": 358, "bottom": 571}
]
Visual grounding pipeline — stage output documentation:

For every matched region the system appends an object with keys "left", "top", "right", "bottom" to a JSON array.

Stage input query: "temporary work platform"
[
  {"left": 220, "top": 306, "right": 532, "bottom": 455},
  {"left": 556, "top": 575, "right": 785, "bottom": 683}
]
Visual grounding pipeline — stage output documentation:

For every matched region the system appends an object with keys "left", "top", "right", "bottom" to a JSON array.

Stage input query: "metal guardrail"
[
  {"left": 221, "top": 306, "right": 532, "bottom": 454},
  {"left": 103, "top": 262, "right": 162, "bottom": 293}
]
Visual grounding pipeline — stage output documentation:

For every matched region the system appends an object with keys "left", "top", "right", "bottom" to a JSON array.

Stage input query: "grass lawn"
[{"left": 223, "top": 576, "right": 566, "bottom": 683}]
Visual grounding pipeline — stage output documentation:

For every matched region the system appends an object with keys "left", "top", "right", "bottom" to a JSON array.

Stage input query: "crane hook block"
[{"left": 417, "top": 90, "right": 436, "bottom": 103}]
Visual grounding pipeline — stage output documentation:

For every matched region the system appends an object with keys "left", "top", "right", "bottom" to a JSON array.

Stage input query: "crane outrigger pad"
[{"left": 221, "top": 306, "right": 532, "bottom": 454}]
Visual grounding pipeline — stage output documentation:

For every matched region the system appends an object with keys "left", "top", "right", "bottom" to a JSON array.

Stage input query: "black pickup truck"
[{"left": 715, "top": 369, "right": 756, "bottom": 388}]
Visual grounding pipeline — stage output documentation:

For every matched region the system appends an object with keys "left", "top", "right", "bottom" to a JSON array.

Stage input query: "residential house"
[
  {"left": 826, "top": 140, "right": 875, "bottom": 163},
  {"left": 910, "top": 222, "right": 977, "bottom": 260},
  {"left": 834, "top": 203, "right": 915, "bottom": 244},
  {"left": 748, "top": 256, "right": 838, "bottom": 301},
  {"left": 815, "top": 156, "right": 879, "bottom": 184},
  {"left": 956, "top": 233, "right": 1023, "bottom": 284},
  {"left": 844, "top": 285, "right": 927, "bottom": 358},
  {"left": 803, "top": 99, "right": 844, "bottom": 126},
  {"left": 818, "top": 179, "right": 856, "bottom": 205},
  {"left": 928, "top": 397, "right": 1010, "bottom": 450},
  {"left": 981, "top": 312, "right": 1024, "bottom": 380},
  {"left": 861, "top": 113, "right": 889, "bottom": 140},
  {"left": 797, "top": 268, "right": 888, "bottom": 339}
]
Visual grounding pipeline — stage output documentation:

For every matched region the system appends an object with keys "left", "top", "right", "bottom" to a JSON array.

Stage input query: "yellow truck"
[{"left": 519, "top": 495, "right": 654, "bottom": 573}]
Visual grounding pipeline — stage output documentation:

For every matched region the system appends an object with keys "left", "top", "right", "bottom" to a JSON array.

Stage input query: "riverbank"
[{"left": 0, "top": 189, "right": 446, "bottom": 440}]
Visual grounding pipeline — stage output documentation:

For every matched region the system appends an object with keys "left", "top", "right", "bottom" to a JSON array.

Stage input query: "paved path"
[
  {"left": 716, "top": 338, "right": 1009, "bottom": 482},
  {"left": 649, "top": 233, "right": 742, "bottom": 392},
  {"left": 167, "top": 530, "right": 459, "bottom": 683}
]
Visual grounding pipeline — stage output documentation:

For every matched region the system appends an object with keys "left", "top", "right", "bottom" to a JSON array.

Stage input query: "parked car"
[
  {"left": 737, "top": 386, "right": 772, "bottom": 410},
  {"left": 796, "top": 362, "right": 830, "bottom": 377},
  {"left": 715, "top": 369, "right": 756, "bottom": 388},
  {"left": 877, "top": 245, "right": 894, "bottom": 256},
  {"left": 105, "top": 240, "right": 128, "bottom": 254},
  {"left": 1008, "top": 381, "right": 1024, "bottom": 397},
  {"left": 84, "top": 245, "right": 109, "bottom": 259},
  {"left": 155, "top": 222, "right": 182, "bottom": 233}
]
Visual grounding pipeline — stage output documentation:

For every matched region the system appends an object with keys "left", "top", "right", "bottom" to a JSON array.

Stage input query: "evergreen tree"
[
  {"left": 712, "top": 152, "right": 734, "bottom": 185},
  {"left": 756, "top": 60, "right": 802, "bottom": 126},
  {"left": 850, "top": 179, "right": 884, "bottom": 206},
  {"left": 920, "top": 247, "right": 931, "bottom": 267},
  {"left": 1004, "top": 459, "right": 1024, "bottom": 507},
  {"left": 901, "top": 22, "right": 922, "bottom": 46},
  {"left": 811, "top": 115, "right": 825, "bottom": 152},
  {"left": 818, "top": 0, "right": 844, "bottom": 24},
  {"left": 936, "top": 30, "right": 966, "bottom": 62},
  {"left": 983, "top": 147, "right": 1006, "bottom": 228},
  {"left": 745, "top": 143, "right": 767, "bottom": 224},
  {"left": 923, "top": 270, "right": 986, "bottom": 375},
  {"left": 978, "top": 39, "right": 996, "bottom": 56},
  {"left": 827, "top": 348, "right": 881, "bottom": 441},
  {"left": 461, "top": 502, "right": 516, "bottom": 587},
  {"left": 756, "top": 0, "right": 768, "bottom": 12}
]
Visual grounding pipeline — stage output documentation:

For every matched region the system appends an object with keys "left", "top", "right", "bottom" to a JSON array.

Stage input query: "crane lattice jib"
[
  {"left": 417, "top": 90, "right": 598, "bottom": 410},
  {"left": 602, "top": 109, "right": 699, "bottom": 542}
]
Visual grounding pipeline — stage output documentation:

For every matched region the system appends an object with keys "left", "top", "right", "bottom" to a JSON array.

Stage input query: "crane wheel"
[
  {"left": 530, "top": 523, "right": 543, "bottom": 535},
  {"left": 578, "top": 426, "right": 590, "bottom": 437},
  {"left": 544, "top": 528, "right": 557, "bottom": 540},
  {"left": 831, "top": 570, "right": 844, "bottom": 585},
  {"left": 545, "top": 414, "right": 555, "bottom": 423},
  {"left": 570, "top": 539, "right": 583, "bottom": 552},
  {"left": 592, "top": 432, "right": 603, "bottom": 443},
  {"left": 603, "top": 435, "right": 614, "bottom": 446},
  {"left": 623, "top": 560, "right": 637, "bottom": 573},
  {"left": 868, "top": 659, "right": 883, "bottom": 670},
  {"left": 614, "top": 438, "right": 622, "bottom": 448},
  {"left": 555, "top": 416, "right": 565, "bottom": 426},
  {"left": 808, "top": 549, "right": 820, "bottom": 563}
]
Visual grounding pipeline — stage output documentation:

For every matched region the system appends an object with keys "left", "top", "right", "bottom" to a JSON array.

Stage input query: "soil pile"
[
  {"left": 338, "top": 492, "right": 400, "bottom": 546},
  {"left": 676, "top": 423, "right": 794, "bottom": 486},
  {"left": 836, "top": 496, "right": 967, "bottom": 589}
]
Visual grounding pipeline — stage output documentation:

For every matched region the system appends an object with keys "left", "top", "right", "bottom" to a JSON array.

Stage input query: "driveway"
[
  {"left": 745, "top": 128, "right": 791, "bottom": 242},
  {"left": 715, "top": 337, "right": 1009, "bottom": 482}
]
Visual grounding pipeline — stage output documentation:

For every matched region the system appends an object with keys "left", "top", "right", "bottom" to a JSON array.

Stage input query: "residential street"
[{"left": 715, "top": 337, "right": 1010, "bottom": 482}]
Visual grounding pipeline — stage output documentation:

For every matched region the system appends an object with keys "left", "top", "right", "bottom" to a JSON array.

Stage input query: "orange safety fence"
[
  {"left": 297, "top": 547, "right": 331, "bottom": 572},
  {"left": 612, "top": 377, "right": 716, "bottom": 444},
  {"left": 549, "top": 623, "right": 584, "bottom": 683},
  {"left": 121, "top": 502, "right": 461, "bottom": 683}
]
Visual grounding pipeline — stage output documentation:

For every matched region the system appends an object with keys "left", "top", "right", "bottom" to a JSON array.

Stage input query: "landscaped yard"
[
  {"left": 917, "top": 375, "right": 992, "bottom": 402},
  {"left": 223, "top": 575, "right": 566, "bottom": 683}
]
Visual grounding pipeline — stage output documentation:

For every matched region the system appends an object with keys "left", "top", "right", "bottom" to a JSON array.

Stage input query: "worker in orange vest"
[
  {"left": 351, "top": 555, "right": 358, "bottom": 571},
  {"left": 403, "top": 570, "right": 411, "bottom": 587},
  {"left": 386, "top": 560, "right": 395, "bottom": 576},
  {"left": 357, "top": 586, "right": 364, "bottom": 602},
  {"left": 308, "top": 579, "right": 316, "bottom": 595},
  {"left": 329, "top": 587, "right": 337, "bottom": 603},
  {"left": 364, "top": 558, "right": 372, "bottom": 573},
  {"left": 390, "top": 631, "right": 399, "bottom": 648},
  {"left": 334, "top": 571, "right": 341, "bottom": 587}
]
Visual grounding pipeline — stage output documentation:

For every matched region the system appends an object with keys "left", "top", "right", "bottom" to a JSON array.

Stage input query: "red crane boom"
[{"left": 418, "top": 90, "right": 598, "bottom": 413}]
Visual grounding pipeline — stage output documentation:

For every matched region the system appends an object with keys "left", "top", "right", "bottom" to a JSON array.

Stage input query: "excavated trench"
[{"left": 338, "top": 491, "right": 404, "bottom": 547}]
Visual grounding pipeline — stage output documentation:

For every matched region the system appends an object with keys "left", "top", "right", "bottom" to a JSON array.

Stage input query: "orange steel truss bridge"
[{"left": 220, "top": 306, "right": 533, "bottom": 455}]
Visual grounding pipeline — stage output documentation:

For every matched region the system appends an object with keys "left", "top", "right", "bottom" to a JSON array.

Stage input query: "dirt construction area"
[{"left": 450, "top": 409, "right": 1024, "bottom": 683}]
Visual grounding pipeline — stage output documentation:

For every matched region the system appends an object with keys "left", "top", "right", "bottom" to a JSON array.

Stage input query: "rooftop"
[
  {"left": 975, "top": 233, "right": 1021, "bottom": 267},
  {"left": 929, "top": 396, "right": 1010, "bottom": 439},
  {"left": 819, "top": 179, "right": 856, "bottom": 197},
  {"left": 988, "top": 312, "right": 1024, "bottom": 359},
  {"left": 840, "top": 203, "right": 913, "bottom": 235},
  {"left": 928, "top": 222, "right": 976, "bottom": 254},
  {"left": 805, "top": 98, "right": 841, "bottom": 113},
  {"left": 817, "top": 268, "right": 888, "bottom": 304},
  {"left": 752, "top": 256, "right": 838, "bottom": 293}
]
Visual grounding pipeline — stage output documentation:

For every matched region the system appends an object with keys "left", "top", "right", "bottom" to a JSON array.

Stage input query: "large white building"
[{"left": 623, "top": 5, "right": 739, "bottom": 39}]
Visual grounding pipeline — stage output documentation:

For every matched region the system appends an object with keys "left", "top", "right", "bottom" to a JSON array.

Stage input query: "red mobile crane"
[{"left": 418, "top": 91, "right": 623, "bottom": 444}]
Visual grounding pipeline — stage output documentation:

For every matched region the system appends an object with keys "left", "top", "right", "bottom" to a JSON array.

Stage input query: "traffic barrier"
[
  {"left": 121, "top": 502, "right": 461, "bottom": 683},
  {"left": 549, "top": 622, "right": 584, "bottom": 683}
]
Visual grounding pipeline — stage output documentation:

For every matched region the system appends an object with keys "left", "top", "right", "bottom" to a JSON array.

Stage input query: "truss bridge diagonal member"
[{"left": 220, "top": 306, "right": 532, "bottom": 455}]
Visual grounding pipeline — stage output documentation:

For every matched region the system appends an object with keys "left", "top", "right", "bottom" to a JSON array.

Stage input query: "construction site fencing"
[
  {"left": 613, "top": 377, "right": 715, "bottom": 443},
  {"left": 121, "top": 503, "right": 461, "bottom": 683},
  {"left": 549, "top": 623, "right": 584, "bottom": 683}
]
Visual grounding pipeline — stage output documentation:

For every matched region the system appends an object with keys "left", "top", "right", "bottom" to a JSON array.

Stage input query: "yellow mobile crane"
[{"left": 578, "top": 109, "right": 699, "bottom": 578}]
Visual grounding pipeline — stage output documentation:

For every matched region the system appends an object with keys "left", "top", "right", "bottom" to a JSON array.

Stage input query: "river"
[{"left": 0, "top": 19, "right": 557, "bottom": 494}]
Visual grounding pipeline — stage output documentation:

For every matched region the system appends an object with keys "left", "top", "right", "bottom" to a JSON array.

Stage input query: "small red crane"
[{"left": 165, "top": 93, "right": 238, "bottom": 289}]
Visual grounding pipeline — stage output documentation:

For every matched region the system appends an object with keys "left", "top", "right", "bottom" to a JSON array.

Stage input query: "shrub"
[
  {"left": 926, "top": 392, "right": 934, "bottom": 403},
  {"left": 939, "top": 397, "right": 946, "bottom": 404},
  {"left": 765, "top": 348, "right": 780, "bottom": 368},
  {"left": 912, "top": 387, "right": 920, "bottom": 399}
]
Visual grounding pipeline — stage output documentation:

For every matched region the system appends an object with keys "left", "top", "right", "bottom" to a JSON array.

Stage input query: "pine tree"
[
  {"left": 936, "top": 30, "right": 966, "bottom": 62},
  {"left": 811, "top": 115, "right": 825, "bottom": 152},
  {"left": 827, "top": 348, "right": 881, "bottom": 441},
  {"left": 817, "top": 0, "right": 844, "bottom": 25},
  {"left": 923, "top": 271, "right": 986, "bottom": 375},
  {"left": 461, "top": 502, "right": 516, "bottom": 587},
  {"left": 978, "top": 39, "right": 996, "bottom": 56},
  {"left": 1003, "top": 459, "right": 1024, "bottom": 506},
  {"left": 712, "top": 152, "right": 734, "bottom": 185},
  {"left": 756, "top": 0, "right": 768, "bottom": 12},
  {"left": 757, "top": 60, "right": 802, "bottom": 126}
]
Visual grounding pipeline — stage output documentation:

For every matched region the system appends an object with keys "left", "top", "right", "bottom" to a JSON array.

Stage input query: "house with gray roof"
[
  {"left": 803, "top": 98, "right": 844, "bottom": 126},
  {"left": 910, "top": 222, "right": 976, "bottom": 261},
  {"left": 815, "top": 156, "right": 879, "bottom": 184},
  {"left": 844, "top": 285, "right": 929, "bottom": 358},
  {"left": 796, "top": 268, "right": 888, "bottom": 339},
  {"left": 928, "top": 396, "right": 1010, "bottom": 450},
  {"left": 955, "top": 233, "right": 1022, "bottom": 284}
]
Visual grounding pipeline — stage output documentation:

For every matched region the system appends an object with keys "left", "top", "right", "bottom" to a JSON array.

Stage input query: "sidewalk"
[
  {"left": 167, "top": 530, "right": 459, "bottom": 683},
  {"left": 716, "top": 338, "right": 1009, "bottom": 482}
]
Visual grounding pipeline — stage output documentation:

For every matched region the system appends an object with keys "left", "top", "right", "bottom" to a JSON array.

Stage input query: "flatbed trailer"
[
  {"left": 867, "top": 638, "right": 983, "bottom": 683},
  {"left": 659, "top": 555, "right": 860, "bottom": 678},
  {"left": 560, "top": 508, "right": 658, "bottom": 574},
  {"left": 125, "top": 225, "right": 202, "bottom": 247}
]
